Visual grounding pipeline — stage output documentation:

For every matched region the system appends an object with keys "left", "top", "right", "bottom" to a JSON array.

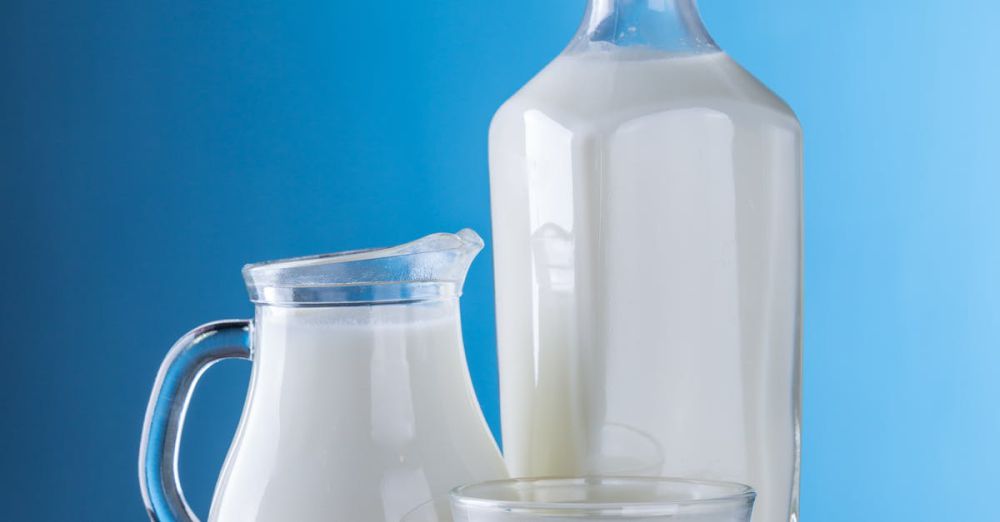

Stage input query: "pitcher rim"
[{"left": 242, "top": 229, "right": 484, "bottom": 306}]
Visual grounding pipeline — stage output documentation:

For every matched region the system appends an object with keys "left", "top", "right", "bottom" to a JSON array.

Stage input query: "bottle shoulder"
[{"left": 492, "top": 51, "right": 799, "bottom": 134}]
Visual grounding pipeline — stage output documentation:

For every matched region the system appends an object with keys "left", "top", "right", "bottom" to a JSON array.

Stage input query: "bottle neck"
[{"left": 569, "top": 0, "right": 718, "bottom": 54}]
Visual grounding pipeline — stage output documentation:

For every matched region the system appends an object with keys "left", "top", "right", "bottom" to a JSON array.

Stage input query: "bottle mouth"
[
  {"left": 568, "top": 0, "right": 718, "bottom": 55},
  {"left": 243, "top": 229, "right": 484, "bottom": 306}
]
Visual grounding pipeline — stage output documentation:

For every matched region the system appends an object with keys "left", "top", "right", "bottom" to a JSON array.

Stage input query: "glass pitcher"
[
  {"left": 139, "top": 229, "right": 508, "bottom": 522},
  {"left": 489, "top": 1, "right": 802, "bottom": 522}
]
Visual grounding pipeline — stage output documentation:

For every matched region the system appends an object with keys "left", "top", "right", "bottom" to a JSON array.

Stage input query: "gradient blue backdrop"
[{"left": 1, "top": 1, "right": 998, "bottom": 520}]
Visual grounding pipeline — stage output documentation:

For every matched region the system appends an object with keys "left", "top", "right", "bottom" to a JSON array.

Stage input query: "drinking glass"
[{"left": 450, "top": 477, "right": 755, "bottom": 522}]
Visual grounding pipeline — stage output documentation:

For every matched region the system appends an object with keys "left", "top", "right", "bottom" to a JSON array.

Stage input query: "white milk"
[
  {"left": 489, "top": 50, "right": 801, "bottom": 522},
  {"left": 208, "top": 300, "right": 507, "bottom": 522}
]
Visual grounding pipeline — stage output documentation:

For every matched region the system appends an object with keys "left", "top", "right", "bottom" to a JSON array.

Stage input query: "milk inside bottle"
[{"left": 488, "top": 2, "right": 802, "bottom": 522}]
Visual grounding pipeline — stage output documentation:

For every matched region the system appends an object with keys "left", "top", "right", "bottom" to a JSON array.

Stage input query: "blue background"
[{"left": 1, "top": 0, "right": 998, "bottom": 520}]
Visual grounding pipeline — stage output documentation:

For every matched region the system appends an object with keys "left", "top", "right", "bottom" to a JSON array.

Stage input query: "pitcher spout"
[{"left": 431, "top": 228, "right": 485, "bottom": 292}]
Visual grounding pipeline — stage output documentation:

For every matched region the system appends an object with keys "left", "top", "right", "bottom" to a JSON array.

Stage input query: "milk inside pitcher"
[{"left": 488, "top": 2, "right": 802, "bottom": 522}]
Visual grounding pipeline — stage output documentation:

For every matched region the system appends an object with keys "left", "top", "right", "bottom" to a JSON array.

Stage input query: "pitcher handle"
[{"left": 139, "top": 320, "right": 253, "bottom": 522}]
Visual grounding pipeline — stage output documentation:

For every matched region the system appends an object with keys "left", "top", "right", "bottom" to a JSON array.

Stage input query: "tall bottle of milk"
[{"left": 489, "top": 2, "right": 802, "bottom": 522}]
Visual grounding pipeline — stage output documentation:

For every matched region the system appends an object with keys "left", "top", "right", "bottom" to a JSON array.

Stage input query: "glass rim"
[{"left": 450, "top": 476, "right": 755, "bottom": 516}]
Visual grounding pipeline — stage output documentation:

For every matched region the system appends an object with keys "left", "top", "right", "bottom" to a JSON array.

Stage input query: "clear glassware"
[
  {"left": 489, "top": 1, "right": 802, "bottom": 522},
  {"left": 450, "top": 477, "right": 756, "bottom": 522},
  {"left": 138, "top": 229, "right": 507, "bottom": 522}
]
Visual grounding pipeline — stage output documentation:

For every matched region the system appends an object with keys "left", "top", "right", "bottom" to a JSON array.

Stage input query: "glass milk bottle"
[{"left": 488, "top": 2, "right": 802, "bottom": 522}]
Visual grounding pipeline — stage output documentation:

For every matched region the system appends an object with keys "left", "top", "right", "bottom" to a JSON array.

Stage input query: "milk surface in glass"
[
  {"left": 489, "top": 47, "right": 802, "bottom": 522},
  {"left": 449, "top": 477, "right": 756, "bottom": 522}
]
